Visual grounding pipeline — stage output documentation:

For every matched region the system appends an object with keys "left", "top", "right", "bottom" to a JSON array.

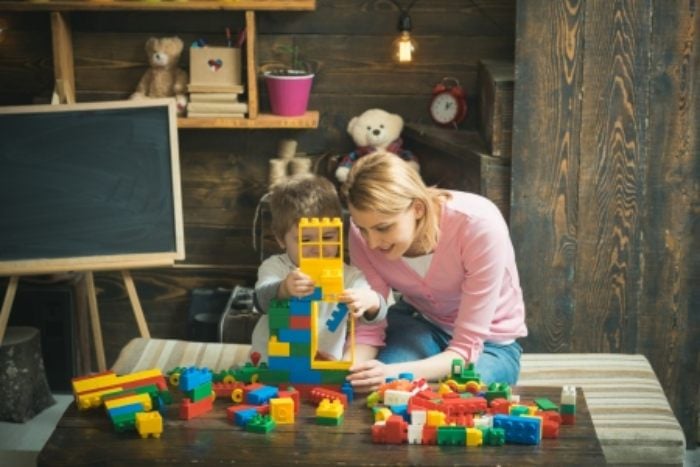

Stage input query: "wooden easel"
[{"left": 0, "top": 270, "right": 150, "bottom": 372}]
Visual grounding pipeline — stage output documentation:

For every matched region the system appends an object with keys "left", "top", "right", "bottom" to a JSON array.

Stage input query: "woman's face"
[{"left": 349, "top": 201, "right": 424, "bottom": 260}]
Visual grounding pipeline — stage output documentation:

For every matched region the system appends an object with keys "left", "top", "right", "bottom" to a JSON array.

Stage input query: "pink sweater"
[{"left": 350, "top": 191, "right": 527, "bottom": 363}]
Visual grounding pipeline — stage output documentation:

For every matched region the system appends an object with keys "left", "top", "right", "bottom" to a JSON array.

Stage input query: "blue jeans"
[{"left": 376, "top": 300, "right": 523, "bottom": 385}]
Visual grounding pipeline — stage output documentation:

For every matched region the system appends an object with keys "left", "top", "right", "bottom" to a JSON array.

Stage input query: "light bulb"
[{"left": 394, "top": 30, "right": 416, "bottom": 63}]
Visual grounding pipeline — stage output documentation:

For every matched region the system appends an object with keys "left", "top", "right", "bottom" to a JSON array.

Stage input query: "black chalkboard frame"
[{"left": 0, "top": 99, "right": 185, "bottom": 276}]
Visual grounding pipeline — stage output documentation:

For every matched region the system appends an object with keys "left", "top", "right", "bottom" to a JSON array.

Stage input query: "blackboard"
[{"left": 0, "top": 99, "right": 185, "bottom": 275}]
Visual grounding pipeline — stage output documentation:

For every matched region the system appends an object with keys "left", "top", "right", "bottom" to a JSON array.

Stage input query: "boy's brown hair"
[{"left": 268, "top": 174, "right": 342, "bottom": 241}]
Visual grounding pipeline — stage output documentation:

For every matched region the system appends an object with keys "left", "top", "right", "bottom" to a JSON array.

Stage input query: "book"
[
  {"left": 187, "top": 101, "right": 248, "bottom": 114},
  {"left": 189, "top": 92, "right": 241, "bottom": 103},
  {"left": 188, "top": 83, "right": 245, "bottom": 93},
  {"left": 187, "top": 112, "right": 246, "bottom": 118}
]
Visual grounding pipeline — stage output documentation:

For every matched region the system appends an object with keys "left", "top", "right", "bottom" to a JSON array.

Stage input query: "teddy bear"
[
  {"left": 335, "top": 108, "right": 419, "bottom": 183},
  {"left": 130, "top": 36, "right": 189, "bottom": 116}
]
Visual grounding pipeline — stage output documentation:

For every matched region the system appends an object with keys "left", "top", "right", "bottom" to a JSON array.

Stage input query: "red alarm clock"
[{"left": 429, "top": 77, "right": 467, "bottom": 127}]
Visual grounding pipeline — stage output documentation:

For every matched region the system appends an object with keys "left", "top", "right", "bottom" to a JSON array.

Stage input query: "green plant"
[{"left": 266, "top": 43, "right": 312, "bottom": 76}]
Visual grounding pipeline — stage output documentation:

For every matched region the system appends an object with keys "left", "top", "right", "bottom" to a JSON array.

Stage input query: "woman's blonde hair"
[
  {"left": 269, "top": 173, "right": 342, "bottom": 240},
  {"left": 340, "top": 151, "right": 450, "bottom": 254}
]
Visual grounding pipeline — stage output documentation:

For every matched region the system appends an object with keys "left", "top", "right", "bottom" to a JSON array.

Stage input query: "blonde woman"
[{"left": 341, "top": 151, "right": 527, "bottom": 392}]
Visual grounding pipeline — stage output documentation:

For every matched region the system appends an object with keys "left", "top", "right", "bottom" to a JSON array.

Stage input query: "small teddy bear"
[
  {"left": 335, "top": 108, "right": 419, "bottom": 183},
  {"left": 130, "top": 36, "right": 189, "bottom": 116}
]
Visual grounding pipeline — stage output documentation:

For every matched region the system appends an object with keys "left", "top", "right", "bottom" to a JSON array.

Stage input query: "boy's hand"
[
  {"left": 280, "top": 268, "right": 315, "bottom": 298},
  {"left": 339, "top": 289, "right": 380, "bottom": 319}
]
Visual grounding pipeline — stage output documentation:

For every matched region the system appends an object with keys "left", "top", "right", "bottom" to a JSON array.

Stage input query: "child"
[{"left": 250, "top": 173, "right": 387, "bottom": 363}]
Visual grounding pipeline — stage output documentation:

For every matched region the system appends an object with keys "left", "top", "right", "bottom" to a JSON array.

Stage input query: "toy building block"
[
  {"left": 493, "top": 414, "right": 541, "bottom": 445},
  {"left": 226, "top": 404, "right": 259, "bottom": 425},
  {"left": 298, "top": 217, "right": 344, "bottom": 301},
  {"left": 466, "top": 427, "right": 484, "bottom": 447},
  {"left": 71, "top": 371, "right": 118, "bottom": 395},
  {"left": 186, "top": 381, "right": 213, "bottom": 402},
  {"left": 135, "top": 411, "right": 163, "bottom": 439},
  {"left": 316, "top": 398, "right": 344, "bottom": 419},
  {"left": 246, "top": 385, "right": 279, "bottom": 405},
  {"left": 481, "top": 426, "right": 506, "bottom": 446},
  {"left": 289, "top": 315, "right": 311, "bottom": 329},
  {"left": 104, "top": 392, "right": 153, "bottom": 412},
  {"left": 384, "top": 389, "right": 412, "bottom": 406},
  {"left": 270, "top": 397, "right": 295, "bottom": 424},
  {"left": 325, "top": 303, "right": 349, "bottom": 333},
  {"left": 561, "top": 385, "right": 577, "bottom": 405},
  {"left": 246, "top": 414, "right": 276, "bottom": 433},
  {"left": 278, "top": 387, "right": 300, "bottom": 413},
  {"left": 179, "top": 396, "right": 213, "bottom": 420},
  {"left": 340, "top": 382, "right": 354, "bottom": 403},
  {"left": 437, "top": 425, "right": 466, "bottom": 446},
  {"left": 268, "top": 336, "right": 291, "bottom": 357},
  {"left": 373, "top": 407, "right": 393, "bottom": 422},
  {"left": 179, "top": 368, "right": 212, "bottom": 392},
  {"left": 407, "top": 424, "right": 423, "bottom": 444},
  {"left": 309, "top": 387, "right": 348, "bottom": 408},
  {"left": 212, "top": 381, "right": 246, "bottom": 400},
  {"left": 534, "top": 397, "right": 559, "bottom": 412}
]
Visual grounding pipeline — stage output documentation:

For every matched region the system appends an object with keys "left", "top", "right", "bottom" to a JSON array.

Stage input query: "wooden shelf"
[
  {"left": 178, "top": 111, "right": 319, "bottom": 129},
  {"left": 8, "top": 3, "right": 320, "bottom": 130},
  {"left": 0, "top": 1, "right": 316, "bottom": 11}
]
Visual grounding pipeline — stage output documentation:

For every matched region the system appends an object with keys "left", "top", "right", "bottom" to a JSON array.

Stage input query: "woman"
[{"left": 341, "top": 151, "right": 527, "bottom": 392}]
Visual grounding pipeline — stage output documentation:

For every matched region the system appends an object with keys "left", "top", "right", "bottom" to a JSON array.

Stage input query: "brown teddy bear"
[{"left": 130, "top": 36, "right": 189, "bottom": 116}]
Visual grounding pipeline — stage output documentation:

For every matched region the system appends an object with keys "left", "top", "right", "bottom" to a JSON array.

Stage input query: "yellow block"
[
  {"left": 136, "top": 411, "right": 163, "bottom": 439},
  {"left": 270, "top": 397, "right": 295, "bottom": 424},
  {"left": 466, "top": 427, "right": 483, "bottom": 446},
  {"left": 268, "top": 335, "right": 290, "bottom": 357},
  {"left": 104, "top": 392, "right": 153, "bottom": 412},
  {"left": 316, "top": 398, "right": 344, "bottom": 418}
]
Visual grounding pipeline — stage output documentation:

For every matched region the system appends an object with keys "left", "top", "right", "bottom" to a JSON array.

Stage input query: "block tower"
[{"left": 259, "top": 217, "right": 354, "bottom": 387}]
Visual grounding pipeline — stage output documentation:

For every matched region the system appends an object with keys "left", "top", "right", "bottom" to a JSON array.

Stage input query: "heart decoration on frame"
[{"left": 207, "top": 59, "right": 223, "bottom": 72}]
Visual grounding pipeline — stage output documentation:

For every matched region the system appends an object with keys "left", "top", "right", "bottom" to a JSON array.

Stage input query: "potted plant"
[{"left": 262, "top": 44, "right": 315, "bottom": 117}]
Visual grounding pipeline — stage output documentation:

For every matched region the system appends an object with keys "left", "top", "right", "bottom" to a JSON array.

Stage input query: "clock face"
[{"left": 430, "top": 92, "right": 460, "bottom": 124}]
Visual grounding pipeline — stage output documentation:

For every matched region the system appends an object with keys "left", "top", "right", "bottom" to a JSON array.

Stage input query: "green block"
[
  {"left": 111, "top": 412, "right": 137, "bottom": 432},
  {"left": 437, "top": 426, "right": 466, "bottom": 445},
  {"left": 319, "top": 370, "right": 350, "bottom": 384},
  {"left": 534, "top": 397, "right": 559, "bottom": 412},
  {"left": 316, "top": 415, "right": 344, "bottom": 426},
  {"left": 510, "top": 405, "right": 530, "bottom": 416},
  {"left": 290, "top": 342, "right": 311, "bottom": 357},
  {"left": 560, "top": 404, "right": 576, "bottom": 415},
  {"left": 259, "top": 370, "right": 291, "bottom": 385},
  {"left": 246, "top": 414, "right": 276, "bottom": 433},
  {"left": 268, "top": 300, "right": 291, "bottom": 330},
  {"left": 189, "top": 381, "right": 213, "bottom": 402}
]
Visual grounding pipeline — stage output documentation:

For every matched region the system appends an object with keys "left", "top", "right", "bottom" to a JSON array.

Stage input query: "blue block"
[
  {"left": 247, "top": 385, "right": 279, "bottom": 405},
  {"left": 289, "top": 299, "right": 312, "bottom": 316},
  {"left": 341, "top": 382, "right": 354, "bottom": 403},
  {"left": 107, "top": 401, "right": 144, "bottom": 420},
  {"left": 234, "top": 408, "right": 259, "bottom": 427},
  {"left": 268, "top": 356, "right": 308, "bottom": 372},
  {"left": 180, "top": 367, "right": 212, "bottom": 392},
  {"left": 278, "top": 329, "right": 311, "bottom": 343},
  {"left": 493, "top": 414, "right": 541, "bottom": 445},
  {"left": 326, "top": 303, "right": 348, "bottom": 332}
]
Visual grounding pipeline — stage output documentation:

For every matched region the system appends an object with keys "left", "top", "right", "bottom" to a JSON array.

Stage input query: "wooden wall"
[{"left": 511, "top": 0, "right": 698, "bottom": 446}]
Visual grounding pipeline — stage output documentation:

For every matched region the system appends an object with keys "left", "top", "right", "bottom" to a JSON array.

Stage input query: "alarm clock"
[{"left": 429, "top": 77, "right": 467, "bottom": 127}]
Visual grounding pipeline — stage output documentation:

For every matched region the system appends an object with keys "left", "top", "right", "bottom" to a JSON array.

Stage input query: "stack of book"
[{"left": 187, "top": 83, "right": 247, "bottom": 118}]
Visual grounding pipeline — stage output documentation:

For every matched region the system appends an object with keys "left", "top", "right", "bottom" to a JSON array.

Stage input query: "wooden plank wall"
[
  {"left": 512, "top": 0, "right": 698, "bottom": 446},
  {"left": 0, "top": 2, "right": 516, "bottom": 364}
]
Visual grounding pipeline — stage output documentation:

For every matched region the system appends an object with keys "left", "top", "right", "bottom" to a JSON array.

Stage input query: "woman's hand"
[
  {"left": 346, "top": 359, "right": 390, "bottom": 392},
  {"left": 280, "top": 268, "right": 315, "bottom": 298},
  {"left": 339, "top": 289, "right": 380, "bottom": 319}
]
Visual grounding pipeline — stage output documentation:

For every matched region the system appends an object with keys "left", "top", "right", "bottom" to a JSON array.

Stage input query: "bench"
[{"left": 112, "top": 338, "right": 686, "bottom": 465}]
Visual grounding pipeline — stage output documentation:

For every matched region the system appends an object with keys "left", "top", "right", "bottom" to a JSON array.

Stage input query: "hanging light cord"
[{"left": 388, "top": 0, "right": 418, "bottom": 21}]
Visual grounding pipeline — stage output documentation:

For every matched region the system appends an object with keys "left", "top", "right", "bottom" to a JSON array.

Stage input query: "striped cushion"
[
  {"left": 112, "top": 338, "right": 685, "bottom": 465},
  {"left": 519, "top": 353, "right": 685, "bottom": 465}
]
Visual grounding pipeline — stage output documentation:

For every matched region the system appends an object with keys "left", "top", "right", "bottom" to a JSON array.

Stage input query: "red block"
[
  {"left": 421, "top": 425, "right": 437, "bottom": 445},
  {"left": 180, "top": 396, "right": 213, "bottom": 420},
  {"left": 309, "top": 387, "right": 348, "bottom": 408},
  {"left": 489, "top": 397, "right": 511, "bottom": 415}
]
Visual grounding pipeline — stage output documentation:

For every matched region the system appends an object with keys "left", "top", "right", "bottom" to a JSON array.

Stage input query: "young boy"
[{"left": 250, "top": 173, "right": 387, "bottom": 363}]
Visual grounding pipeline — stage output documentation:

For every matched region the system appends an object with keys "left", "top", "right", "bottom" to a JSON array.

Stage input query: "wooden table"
[{"left": 38, "top": 386, "right": 605, "bottom": 466}]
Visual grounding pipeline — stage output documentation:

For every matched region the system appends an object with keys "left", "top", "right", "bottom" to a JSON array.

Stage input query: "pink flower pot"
[{"left": 264, "top": 72, "right": 314, "bottom": 116}]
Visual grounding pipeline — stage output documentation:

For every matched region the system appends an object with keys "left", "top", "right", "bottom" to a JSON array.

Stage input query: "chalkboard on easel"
[{"left": 0, "top": 99, "right": 185, "bottom": 275}]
